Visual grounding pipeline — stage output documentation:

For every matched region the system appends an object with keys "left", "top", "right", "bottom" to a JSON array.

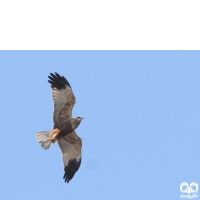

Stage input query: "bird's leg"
[
  {"left": 50, "top": 134, "right": 57, "bottom": 142},
  {"left": 49, "top": 129, "right": 60, "bottom": 142}
]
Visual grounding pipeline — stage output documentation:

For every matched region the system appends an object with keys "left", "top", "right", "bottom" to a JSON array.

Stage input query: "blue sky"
[{"left": 0, "top": 51, "right": 200, "bottom": 200}]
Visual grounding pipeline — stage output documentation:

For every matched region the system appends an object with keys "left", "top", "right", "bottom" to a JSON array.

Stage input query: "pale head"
[{"left": 73, "top": 116, "right": 84, "bottom": 128}]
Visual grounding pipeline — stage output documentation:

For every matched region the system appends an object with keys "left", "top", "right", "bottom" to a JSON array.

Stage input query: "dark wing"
[
  {"left": 48, "top": 72, "right": 76, "bottom": 128},
  {"left": 57, "top": 131, "right": 82, "bottom": 183}
]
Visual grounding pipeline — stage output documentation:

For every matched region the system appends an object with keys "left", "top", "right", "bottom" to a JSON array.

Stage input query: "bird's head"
[{"left": 74, "top": 116, "right": 84, "bottom": 127}]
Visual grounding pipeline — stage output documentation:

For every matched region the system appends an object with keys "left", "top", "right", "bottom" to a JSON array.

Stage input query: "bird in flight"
[{"left": 35, "top": 72, "right": 83, "bottom": 183}]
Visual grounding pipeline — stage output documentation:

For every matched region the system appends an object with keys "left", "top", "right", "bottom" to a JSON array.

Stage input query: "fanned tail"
[{"left": 35, "top": 130, "right": 54, "bottom": 150}]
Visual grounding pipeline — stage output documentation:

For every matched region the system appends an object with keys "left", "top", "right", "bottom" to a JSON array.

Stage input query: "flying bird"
[{"left": 35, "top": 72, "right": 83, "bottom": 183}]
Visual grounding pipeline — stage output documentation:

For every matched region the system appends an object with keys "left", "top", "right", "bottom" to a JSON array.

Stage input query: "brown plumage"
[{"left": 35, "top": 72, "right": 83, "bottom": 183}]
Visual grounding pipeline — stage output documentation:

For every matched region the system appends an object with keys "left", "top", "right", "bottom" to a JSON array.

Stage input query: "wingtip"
[
  {"left": 63, "top": 158, "right": 81, "bottom": 183},
  {"left": 48, "top": 72, "right": 71, "bottom": 90}
]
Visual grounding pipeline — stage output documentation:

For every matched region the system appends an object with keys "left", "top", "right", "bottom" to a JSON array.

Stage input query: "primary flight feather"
[{"left": 35, "top": 72, "right": 83, "bottom": 183}]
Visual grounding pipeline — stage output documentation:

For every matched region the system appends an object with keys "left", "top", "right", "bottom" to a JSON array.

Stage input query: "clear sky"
[{"left": 0, "top": 51, "right": 200, "bottom": 200}]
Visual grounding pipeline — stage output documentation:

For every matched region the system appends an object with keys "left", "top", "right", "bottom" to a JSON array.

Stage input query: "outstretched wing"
[
  {"left": 48, "top": 72, "right": 76, "bottom": 128},
  {"left": 57, "top": 131, "right": 82, "bottom": 183}
]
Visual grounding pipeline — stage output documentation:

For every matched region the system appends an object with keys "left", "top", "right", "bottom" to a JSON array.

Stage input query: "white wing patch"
[
  {"left": 57, "top": 131, "right": 81, "bottom": 166},
  {"left": 52, "top": 86, "right": 75, "bottom": 128}
]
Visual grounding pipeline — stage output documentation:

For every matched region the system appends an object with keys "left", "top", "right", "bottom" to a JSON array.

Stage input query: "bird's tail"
[{"left": 35, "top": 130, "right": 54, "bottom": 150}]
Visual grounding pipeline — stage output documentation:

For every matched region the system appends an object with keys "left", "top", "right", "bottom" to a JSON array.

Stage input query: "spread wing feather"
[
  {"left": 48, "top": 72, "right": 76, "bottom": 128},
  {"left": 57, "top": 131, "right": 82, "bottom": 183}
]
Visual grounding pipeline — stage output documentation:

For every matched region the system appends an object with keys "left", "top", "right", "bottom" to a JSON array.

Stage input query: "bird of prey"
[{"left": 35, "top": 72, "right": 83, "bottom": 183}]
